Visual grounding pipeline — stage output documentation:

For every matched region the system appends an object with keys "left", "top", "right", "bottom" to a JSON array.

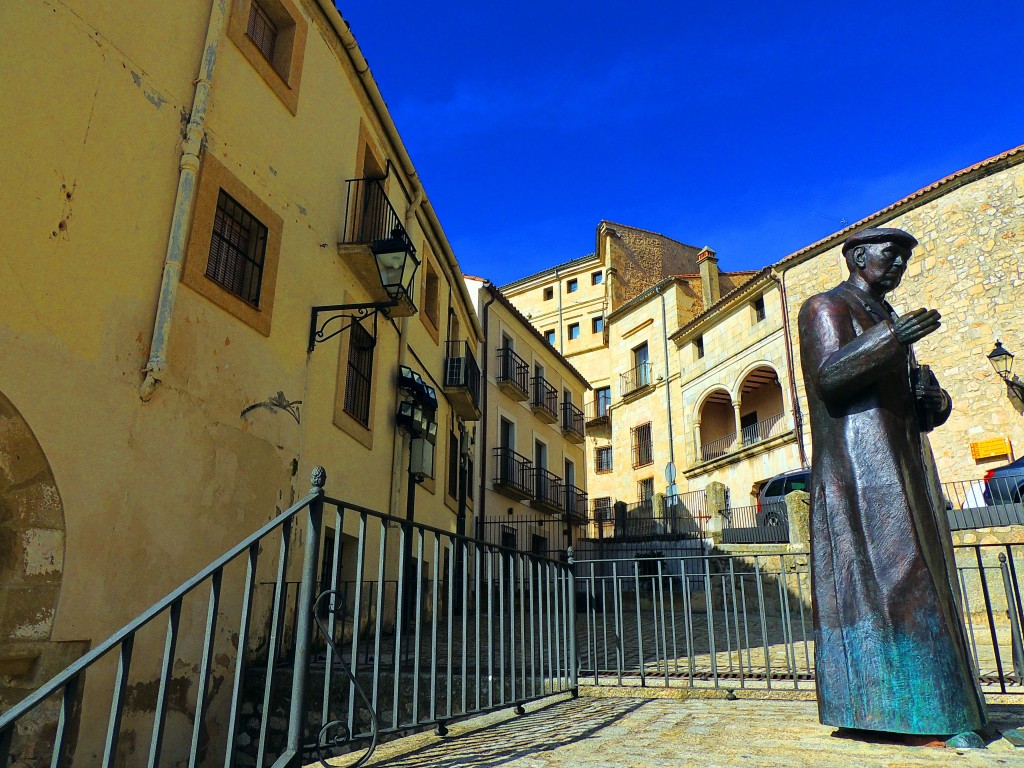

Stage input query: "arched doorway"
[
  {"left": 737, "top": 366, "right": 786, "bottom": 447},
  {"left": 697, "top": 389, "right": 735, "bottom": 461}
]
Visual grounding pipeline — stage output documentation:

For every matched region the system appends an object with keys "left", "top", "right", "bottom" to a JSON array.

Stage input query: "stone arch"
[
  {"left": 695, "top": 387, "right": 735, "bottom": 461},
  {"left": 735, "top": 364, "right": 787, "bottom": 445},
  {"left": 0, "top": 388, "right": 66, "bottom": 690}
]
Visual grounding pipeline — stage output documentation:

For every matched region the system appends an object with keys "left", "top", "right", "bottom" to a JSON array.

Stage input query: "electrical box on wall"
[{"left": 970, "top": 437, "right": 1012, "bottom": 461}]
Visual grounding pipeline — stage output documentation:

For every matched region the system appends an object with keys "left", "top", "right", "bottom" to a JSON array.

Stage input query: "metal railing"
[
  {"left": 722, "top": 503, "right": 789, "bottom": 544},
  {"left": 534, "top": 467, "right": 565, "bottom": 512},
  {"left": 496, "top": 347, "right": 529, "bottom": 397},
  {"left": 740, "top": 412, "right": 785, "bottom": 446},
  {"left": 444, "top": 340, "right": 481, "bottom": 408},
  {"left": 561, "top": 401, "right": 585, "bottom": 440},
  {"left": 565, "top": 485, "right": 589, "bottom": 521},
  {"left": 342, "top": 176, "right": 415, "bottom": 260},
  {"left": 631, "top": 423, "right": 653, "bottom": 469},
  {"left": 477, "top": 515, "right": 583, "bottom": 560},
  {"left": 619, "top": 362, "right": 652, "bottom": 396},
  {"left": 493, "top": 447, "right": 534, "bottom": 498},
  {"left": 531, "top": 376, "right": 558, "bottom": 420},
  {"left": 574, "top": 543, "right": 1024, "bottom": 696},
  {"left": 700, "top": 433, "right": 736, "bottom": 462},
  {"left": 942, "top": 478, "right": 1024, "bottom": 529},
  {"left": 0, "top": 469, "right": 577, "bottom": 767},
  {"left": 586, "top": 392, "right": 611, "bottom": 423}
]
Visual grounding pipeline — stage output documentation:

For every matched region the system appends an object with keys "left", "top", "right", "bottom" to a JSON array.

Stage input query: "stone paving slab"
[{"left": 328, "top": 692, "right": 1024, "bottom": 768}]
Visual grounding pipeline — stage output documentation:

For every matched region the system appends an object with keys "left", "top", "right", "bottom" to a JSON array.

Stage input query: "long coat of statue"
[{"left": 798, "top": 280, "right": 986, "bottom": 735}]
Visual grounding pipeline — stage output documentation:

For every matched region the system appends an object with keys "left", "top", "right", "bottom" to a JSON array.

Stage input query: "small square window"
[
  {"left": 544, "top": 329, "right": 556, "bottom": 345},
  {"left": 595, "top": 446, "right": 613, "bottom": 473},
  {"left": 207, "top": 190, "right": 268, "bottom": 307},
  {"left": 592, "top": 316, "right": 604, "bottom": 334},
  {"left": 543, "top": 286, "right": 554, "bottom": 300},
  {"left": 566, "top": 278, "right": 578, "bottom": 293},
  {"left": 694, "top": 336, "right": 705, "bottom": 360},
  {"left": 592, "top": 271, "right": 604, "bottom": 285},
  {"left": 568, "top": 323, "right": 580, "bottom": 340},
  {"left": 246, "top": 0, "right": 278, "bottom": 63},
  {"left": 753, "top": 295, "right": 766, "bottom": 322},
  {"left": 228, "top": 0, "right": 307, "bottom": 115}
]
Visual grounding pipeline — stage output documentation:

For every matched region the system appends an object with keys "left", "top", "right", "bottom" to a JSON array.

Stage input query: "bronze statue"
[{"left": 798, "top": 228, "right": 987, "bottom": 747}]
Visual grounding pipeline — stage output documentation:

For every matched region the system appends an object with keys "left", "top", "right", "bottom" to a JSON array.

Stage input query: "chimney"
[{"left": 698, "top": 247, "right": 720, "bottom": 307}]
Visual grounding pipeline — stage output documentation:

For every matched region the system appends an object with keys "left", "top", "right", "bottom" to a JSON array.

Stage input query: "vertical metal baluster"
[
  {"left": 529, "top": 555, "right": 538, "bottom": 697},
  {"left": 648, "top": 569, "right": 660, "bottom": 680},
  {"left": 101, "top": 635, "right": 135, "bottom": 768},
  {"left": 601, "top": 569, "right": 610, "bottom": 676},
  {"left": 461, "top": 538, "right": 469, "bottom": 716},
  {"left": 498, "top": 548, "right": 507, "bottom": 704},
  {"left": 668, "top": 570, "right": 679, "bottom": 675},
  {"left": 682, "top": 562, "right": 695, "bottom": 684},
  {"left": 959, "top": 566, "right": 982, "bottom": 674},
  {"left": 517, "top": 553, "right": 527, "bottom": 702},
  {"left": 794, "top": 560, "right": 812, "bottom": 680},
  {"left": 976, "top": 547, "right": 1007, "bottom": 693},
  {"left": 148, "top": 599, "right": 181, "bottom": 768},
  {"left": 188, "top": 570, "right": 222, "bottom": 767},
  {"left": 587, "top": 562, "right": 596, "bottom": 685},
  {"left": 999, "top": 553, "right": 1024, "bottom": 679},
  {"left": 322, "top": 507, "right": 344, "bottom": 729},
  {"left": 729, "top": 560, "right": 742, "bottom": 685},
  {"left": 777, "top": 555, "right": 798, "bottom": 688},
  {"left": 371, "top": 520, "right": 388, "bottom": 727},
  {"left": 703, "top": 558, "right": 717, "bottom": 688},
  {"left": 507, "top": 552, "right": 516, "bottom": 705},
  {"left": 256, "top": 520, "right": 291, "bottom": 768},
  {"left": 657, "top": 561, "right": 669, "bottom": 687},
  {"left": 474, "top": 543, "right": 482, "bottom": 712},
  {"left": 346, "top": 512, "right": 368, "bottom": 734},
  {"left": 568, "top": 555, "right": 579, "bottom": 696},
  {"left": 50, "top": 674, "right": 81, "bottom": 768},
  {"left": 753, "top": 556, "right": 772, "bottom": 689},
  {"left": 224, "top": 543, "right": 258, "bottom": 768},
  {"left": 611, "top": 562, "right": 622, "bottom": 686},
  {"left": 720, "top": 573, "right": 732, "bottom": 676},
  {"left": 1005, "top": 545, "right": 1024, "bottom": 639},
  {"left": 412, "top": 531, "right": 425, "bottom": 724},
  {"left": 633, "top": 561, "right": 645, "bottom": 686},
  {"left": 740, "top": 574, "right": 753, "bottom": 673},
  {"left": 429, "top": 533, "right": 440, "bottom": 724},
  {"left": 551, "top": 560, "right": 563, "bottom": 689},
  {"left": 486, "top": 548, "right": 494, "bottom": 707},
  {"left": 446, "top": 538, "right": 456, "bottom": 719},
  {"left": 392, "top": 523, "right": 407, "bottom": 729},
  {"left": 536, "top": 558, "right": 547, "bottom": 694}
]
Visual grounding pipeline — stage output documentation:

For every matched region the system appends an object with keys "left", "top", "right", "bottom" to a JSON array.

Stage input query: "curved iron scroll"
[
  {"left": 312, "top": 590, "right": 379, "bottom": 768},
  {"left": 311, "top": 306, "right": 379, "bottom": 350}
]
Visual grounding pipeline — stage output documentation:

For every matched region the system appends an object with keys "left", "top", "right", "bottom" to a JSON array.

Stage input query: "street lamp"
[
  {"left": 987, "top": 341, "right": 1024, "bottom": 400},
  {"left": 307, "top": 238, "right": 420, "bottom": 353}
]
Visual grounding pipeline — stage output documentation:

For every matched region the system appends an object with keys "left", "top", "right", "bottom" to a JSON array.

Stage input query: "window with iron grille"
[
  {"left": 593, "top": 496, "right": 612, "bottom": 520},
  {"left": 246, "top": 0, "right": 278, "bottom": 64},
  {"left": 638, "top": 477, "right": 654, "bottom": 500},
  {"left": 206, "top": 189, "right": 268, "bottom": 306},
  {"left": 631, "top": 422, "right": 653, "bottom": 468},
  {"left": 595, "top": 445, "right": 612, "bottom": 473},
  {"left": 343, "top": 320, "right": 374, "bottom": 426},
  {"left": 447, "top": 431, "right": 459, "bottom": 498}
]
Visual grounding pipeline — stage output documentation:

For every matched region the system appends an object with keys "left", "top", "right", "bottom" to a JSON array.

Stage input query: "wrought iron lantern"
[{"left": 987, "top": 340, "right": 1024, "bottom": 399}]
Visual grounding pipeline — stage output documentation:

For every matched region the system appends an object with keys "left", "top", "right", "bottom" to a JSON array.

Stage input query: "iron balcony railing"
[
  {"left": 592, "top": 497, "right": 613, "bottom": 521},
  {"left": 444, "top": 340, "right": 481, "bottom": 413},
  {"left": 561, "top": 401, "right": 585, "bottom": 440},
  {"left": 496, "top": 347, "right": 529, "bottom": 398},
  {"left": 0, "top": 469, "right": 578, "bottom": 767},
  {"left": 619, "top": 362, "right": 652, "bottom": 396},
  {"left": 534, "top": 467, "right": 565, "bottom": 512},
  {"left": 585, "top": 392, "right": 611, "bottom": 424},
  {"left": 565, "top": 484, "right": 589, "bottom": 521},
  {"left": 492, "top": 446, "right": 534, "bottom": 498},
  {"left": 531, "top": 376, "right": 558, "bottom": 421},
  {"left": 343, "top": 176, "right": 415, "bottom": 257},
  {"left": 722, "top": 502, "right": 790, "bottom": 544},
  {"left": 741, "top": 412, "right": 786, "bottom": 446},
  {"left": 700, "top": 432, "right": 736, "bottom": 462}
]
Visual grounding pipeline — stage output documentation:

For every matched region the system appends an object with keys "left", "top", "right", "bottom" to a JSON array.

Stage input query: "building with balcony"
[
  {"left": 464, "top": 278, "right": 590, "bottom": 559},
  {"left": 0, "top": 0, "right": 483, "bottom": 741}
]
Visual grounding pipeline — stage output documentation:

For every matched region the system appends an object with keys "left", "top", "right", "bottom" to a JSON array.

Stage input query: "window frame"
[
  {"left": 227, "top": 0, "right": 307, "bottom": 115},
  {"left": 592, "top": 316, "right": 604, "bottom": 334},
  {"left": 752, "top": 295, "right": 767, "bottom": 323},
  {"left": 595, "top": 445, "right": 613, "bottom": 473},
  {"left": 182, "top": 153, "right": 283, "bottom": 336},
  {"left": 567, "top": 322, "right": 580, "bottom": 340},
  {"left": 342, "top": 319, "right": 375, "bottom": 427},
  {"left": 543, "top": 286, "right": 554, "bottom": 301},
  {"left": 544, "top": 329, "right": 556, "bottom": 345},
  {"left": 566, "top": 278, "right": 578, "bottom": 293},
  {"left": 591, "top": 271, "right": 604, "bottom": 285},
  {"left": 631, "top": 422, "right": 653, "bottom": 469}
]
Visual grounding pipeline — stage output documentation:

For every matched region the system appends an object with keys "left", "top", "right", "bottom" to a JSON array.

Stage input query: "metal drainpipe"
[
  {"left": 769, "top": 268, "right": 808, "bottom": 468},
  {"left": 476, "top": 286, "right": 497, "bottom": 535},
  {"left": 555, "top": 267, "right": 563, "bottom": 354},
  {"left": 656, "top": 285, "right": 677, "bottom": 489},
  {"left": 139, "top": 0, "right": 229, "bottom": 401}
]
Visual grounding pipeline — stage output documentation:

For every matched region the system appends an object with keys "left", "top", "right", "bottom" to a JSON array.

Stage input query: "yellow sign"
[{"left": 970, "top": 437, "right": 1012, "bottom": 460}]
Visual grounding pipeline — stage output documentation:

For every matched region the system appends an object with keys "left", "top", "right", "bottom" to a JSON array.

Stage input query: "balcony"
[
  {"left": 741, "top": 412, "right": 785, "bottom": 447},
  {"left": 496, "top": 347, "right": 529, "bottom": 401},
  {"left": 584, "top": 393, "right": 611, "bottom": 430},
  {"left": 338, "top": 176, "right": 417, "bottom": 317},
  {"left": 619, "top": 362, "right": 652, "bottom": 398},
  {"left": 492, "top": 447, "right": 533, "bottom": 501},
  {"left": 533, "top": 467, "right": 565, "bottom": 513},
  {"left": 565, "top": 484, "right": 588, "bottom": 521},
  {"left": 700, "top": 433, "right": 735, "bottom": 462},
  {"left": 561, "top": 401, "right": 585, "bottom": 443},
  {"left": 531, "top": 376, "right": 558, "bottom": 423},
  {"left": 443, "top": 341, "right": 481, "bottom": 420}
]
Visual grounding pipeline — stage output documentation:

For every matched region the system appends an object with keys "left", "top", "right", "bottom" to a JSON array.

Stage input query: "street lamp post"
[{"left": 988, "top": 341, "right": 1024, "bottom": 401}]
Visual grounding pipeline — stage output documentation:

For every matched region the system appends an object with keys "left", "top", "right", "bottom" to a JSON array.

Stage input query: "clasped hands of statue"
[{"left": 894, "top": 308, "right": 948, "bottom": 417}]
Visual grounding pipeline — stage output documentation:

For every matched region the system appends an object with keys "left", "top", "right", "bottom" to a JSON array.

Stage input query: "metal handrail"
[
  {"left": 496, "top": 347, "right": 529, "bottom": 394},
  {"left": 585, "top": 394, "right": 611, "bottom": 421},
  {"left": 700, "top": 432, "right": 736, "bottom": 461},
  {"left": 531, "top": 375, "right": 558, "bottom": 418},
  {"left": 561, "top": 401, "right": 585, "bottom": 437},
  {"left": 492, "top": 446, "right": 533, "bottom": 496},
  {"left": 619, "top": 362, "right": 652, "bottom": 396},
  {"left": 741, "top": 412, "right": 785, "bottom": 446},
  {"left": 534, "top": 466, "right": 565, "bottom": 509},
  {"left": 565, "top": 484, "right": 589, "bottom": 520}
]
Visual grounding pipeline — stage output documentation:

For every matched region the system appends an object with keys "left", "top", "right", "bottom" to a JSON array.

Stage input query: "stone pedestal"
[
  {"left": 785, "top": 490, "right": 810, "bottom": 547},
  {"left": 705, "top": 481, "right": 729, "bottom": 545}
]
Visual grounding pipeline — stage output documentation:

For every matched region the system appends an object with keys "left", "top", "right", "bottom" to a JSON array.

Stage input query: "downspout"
[
  {"left": 555, "top": 267, "right": 563, "bottom": 354},
  {"left": 139, "top": 0, "right": 229, "bottom": 401},
  {"left": 656, "top": 284, "right": 677, "bottom": 489},
  {"left": 769, "top": 268, "right": 808, "bottom": 468},
  {"left": 476, "top": 286, "right": 498, "bottom": 535}
]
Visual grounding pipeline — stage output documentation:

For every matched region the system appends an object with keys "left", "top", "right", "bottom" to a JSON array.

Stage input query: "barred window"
[
  {"left": 343, "top": 320, "right": 374, "bottom": 426},
  {"left": 631, "top": 422, "right": 653, "bottom": 468},
  {"left": 592, "top": 496, "right": 612, "bottom": 520},
  {"left": 206, "top": 190, "right": 268, "bottom": 306},
  {"left": 246, "top": 0, "right": 278, "bottom": 63},
  {"left": 595, "top": 446, "right": 612, "bottom": 473}
]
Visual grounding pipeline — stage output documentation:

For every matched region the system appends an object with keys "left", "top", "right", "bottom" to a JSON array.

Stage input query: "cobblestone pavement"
[{"left": 343, "top": 692, "right": 1024, "bottom": 768}]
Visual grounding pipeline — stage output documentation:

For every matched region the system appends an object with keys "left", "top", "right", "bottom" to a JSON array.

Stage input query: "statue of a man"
[{"left": 798, "top": 228, "right": 987, "bottom": 746}]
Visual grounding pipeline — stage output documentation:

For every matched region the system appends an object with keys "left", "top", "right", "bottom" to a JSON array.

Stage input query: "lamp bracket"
[
  {"left": 307, "top": 302, "right": 393, "bottom": 353},
  {"left": 1002, "top": 374, "right": 1024, "bottom": 401}
]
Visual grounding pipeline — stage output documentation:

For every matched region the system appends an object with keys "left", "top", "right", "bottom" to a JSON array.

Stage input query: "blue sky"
[{"left": 338, "top": 1, "right": 1022, "bottom": 284}]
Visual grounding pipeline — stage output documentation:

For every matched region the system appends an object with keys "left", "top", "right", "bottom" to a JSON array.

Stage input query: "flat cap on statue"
[{"left": 842, "top": 227, "right": 918, "bottom": 253}]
